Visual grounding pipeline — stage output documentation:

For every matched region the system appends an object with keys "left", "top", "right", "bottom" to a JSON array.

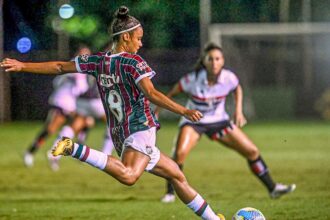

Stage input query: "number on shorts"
[{"left": 108, "top": 90, "right": 123, "bottom": 123}]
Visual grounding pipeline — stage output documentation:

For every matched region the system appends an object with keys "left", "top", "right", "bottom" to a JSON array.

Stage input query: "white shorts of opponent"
[
  {"left": 122, "top": 127, "right": 160, "bottom": 171},
  {"left": 76, "top": 98, "right": 105, "bottom": 118},
  {"left": 49, "top": 92, "right": 77, "bottom": 115}
]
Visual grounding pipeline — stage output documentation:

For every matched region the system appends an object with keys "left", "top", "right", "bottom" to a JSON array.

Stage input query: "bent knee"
[
  {"left": 121, "top": 178, "right": 138, "bottom": 186},
  {"left": 168, "top": 169, "right": 187, "bottom": 184},
  {"left": 174, "top": 150, "right": 188, "bottom": 164},
  {"left": 246, "top": 147, "right": 259, "bottom": 160},
  {"left": 119, "top": 170, "right": 140, "bottom": 186}
]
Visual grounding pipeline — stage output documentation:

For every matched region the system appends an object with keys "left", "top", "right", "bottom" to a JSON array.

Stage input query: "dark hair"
[
  {"left": 194, "top": 42, "right": 224, "bottom": 73},
  {"left": 110, "top": 6, "right": 141, "bottom": 42}
]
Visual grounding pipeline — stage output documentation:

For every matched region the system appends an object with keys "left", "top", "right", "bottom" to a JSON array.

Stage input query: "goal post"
[{"left": 209, "top": 22, "right": 330, "bottom": 45}]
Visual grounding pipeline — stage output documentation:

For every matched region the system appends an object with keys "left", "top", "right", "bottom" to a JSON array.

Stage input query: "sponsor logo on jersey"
[{"left": 100, "top": 74, "right": 120, "bottom": 87}]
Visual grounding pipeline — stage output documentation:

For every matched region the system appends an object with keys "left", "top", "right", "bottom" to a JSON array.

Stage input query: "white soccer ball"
[{"left": 232, "top": 207, "right": 266, "bottom": 220}]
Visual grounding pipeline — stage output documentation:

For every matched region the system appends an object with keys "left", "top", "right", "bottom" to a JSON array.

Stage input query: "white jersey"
[
  {"left": 76, "top": 75, "right": 105, "bottom": 118},
  {"left": 179, "top": 68, "right": 239, "bottom": 125},
  {"left": 48, "top": 73, "right": 88, "bottom": 114}
]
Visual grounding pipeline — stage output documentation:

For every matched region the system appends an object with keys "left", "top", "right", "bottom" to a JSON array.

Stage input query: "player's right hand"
[
  {"left": 183, "top": 109, "right": 203, "bottom": 122},
  {"left": 0, "top": 58, "right": 24, "bottom": 72}
]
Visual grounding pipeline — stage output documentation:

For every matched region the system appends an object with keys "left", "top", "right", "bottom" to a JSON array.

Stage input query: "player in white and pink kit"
[
  {"left": 47, "top": 75, "right": 114, "bottom": 171},
  {"left": 57, "top": 74, "right": 113, "bottom": 155},
  {"left": 159, "top": 42, "right": 296, "bottom": 202},
  {"left": 23, "top": 46, "right": 91, "bottom": 168}
]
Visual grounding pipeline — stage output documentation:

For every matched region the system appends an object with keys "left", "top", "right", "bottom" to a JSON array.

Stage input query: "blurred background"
[{"left": 1, "top": 0, "right": 330, "bottom": 122}]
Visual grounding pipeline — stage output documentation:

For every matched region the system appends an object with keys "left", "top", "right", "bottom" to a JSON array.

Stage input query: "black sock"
[
  {"left": 166, "top": 164, "right": 183, "bottom": 194},
  {"left": 28, "top": 130, "right": 49, "bottom": 154},
  {"left": 248, "top": 156, "right": 276, "bottom": 192}
]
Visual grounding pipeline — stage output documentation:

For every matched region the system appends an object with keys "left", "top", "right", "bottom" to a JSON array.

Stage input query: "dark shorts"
[
  {"left": 49, "top": 105, "right": 73, "bottom": 118},
  {"left": 180, "top": 120, "right": 234, "bottom": 140}
]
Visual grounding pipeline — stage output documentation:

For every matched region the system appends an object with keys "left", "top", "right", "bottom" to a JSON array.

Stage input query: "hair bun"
[{"left": 115, "top": 6, "right": 129, "bottom": 19}]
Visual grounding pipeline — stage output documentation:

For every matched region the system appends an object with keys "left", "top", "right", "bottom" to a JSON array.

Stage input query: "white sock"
[
  {"left": 101, "top": 133, "right": 114, "bottom": 155},
  {"left": 72, "top": 143, "right": 108, "bottom": 170},
  {"left": 187, "top": 194, "right": 219, "bottom": 220}
]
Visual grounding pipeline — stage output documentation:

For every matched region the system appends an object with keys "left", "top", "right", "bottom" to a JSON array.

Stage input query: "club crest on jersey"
[
  {"left": 136, "top": 62, "right": 148, "bottom": 71},
  {"left": 79, "top": 54, "right": 89, "bottom": 62},
  {"left": 100, "top": 74, "right": 120, "bottom": 87},
  {"left": 146, "top": 146, "right": 153, "bottom": 155}
]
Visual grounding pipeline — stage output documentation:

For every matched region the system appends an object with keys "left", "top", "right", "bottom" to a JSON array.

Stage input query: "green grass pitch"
[{"left": 0, "top": 121, "right": 329, "bottom": 219}]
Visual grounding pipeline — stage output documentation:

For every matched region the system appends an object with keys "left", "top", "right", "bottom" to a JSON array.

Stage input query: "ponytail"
[{"left": 109, "top": 6, "right": 141, "bottom": 42}]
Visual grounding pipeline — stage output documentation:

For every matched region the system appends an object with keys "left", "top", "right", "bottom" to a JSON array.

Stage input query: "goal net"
[{"left": 208, "top": 22, "right": 330, "bottom": 119}]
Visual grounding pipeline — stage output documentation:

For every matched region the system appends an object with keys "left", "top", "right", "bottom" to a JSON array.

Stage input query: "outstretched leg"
[
  {"left": 24, "top": 108, "right": 67, "bottom": 167},
  {"left": 52, "top": 137, "right": 150, "bottom": 186},
  {"left": 218, "top": 125, "right": 296, "bottom": 198},
  {"left": 162, "top": 125, "right": 200, "bottom": 202},
  {"left": 52, "top": 136, "right": 224, "bottom": 220},
  {"left": 151, "top": 153, "right": 224, "bottom": 220},
  {"left": 27, "top": 109, "right": 66, "bottom": 153}
]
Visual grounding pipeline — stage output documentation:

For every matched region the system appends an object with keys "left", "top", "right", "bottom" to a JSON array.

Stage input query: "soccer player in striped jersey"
[
  {"left": 1, "top": 6, "right": 225, "bottom": 220},
  {"left": 23, "top": 46, "right": 91, "bottom": 168},
  {"left": 157, "top": 42, "right": 296, "bottom": 203}
]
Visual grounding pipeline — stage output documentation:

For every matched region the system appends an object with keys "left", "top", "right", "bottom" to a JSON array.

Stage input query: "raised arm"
[
  {"left": 233, "top": 84, "right": 247, "bottom": 127},
  {"left": 0, "top": 58, "right": 77, "bottom": 75},
  {"left": 138, "top": 77, "right": 202, "bottom": 122}
]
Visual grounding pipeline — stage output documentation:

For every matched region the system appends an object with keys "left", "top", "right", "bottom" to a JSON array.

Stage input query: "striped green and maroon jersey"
[{"left": 75, "top": 51, "right": 160, "bottom": 155}]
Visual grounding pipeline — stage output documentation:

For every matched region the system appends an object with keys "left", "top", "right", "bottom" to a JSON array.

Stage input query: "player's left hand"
[
  {"left": 234, "top": 112, "right": 247, "bottom": 127},
  {"left": 0, "top": 58, "right": 24, "bottom": 72}
]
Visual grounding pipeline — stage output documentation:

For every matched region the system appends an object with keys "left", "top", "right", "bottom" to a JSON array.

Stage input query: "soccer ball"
[{"left": 232, "top": 207, "right": 266, "bottom": 220}]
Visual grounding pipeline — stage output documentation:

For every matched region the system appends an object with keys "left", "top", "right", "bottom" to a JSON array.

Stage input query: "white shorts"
[
  {"left": 76, "top": 98, "right": 105, "bottom": 118},
  {"left": 122, "top": 127, "right": 160, "bottom": 171},
  {"left": 49, "top": 93, "right": 77, "bottom": 114}
]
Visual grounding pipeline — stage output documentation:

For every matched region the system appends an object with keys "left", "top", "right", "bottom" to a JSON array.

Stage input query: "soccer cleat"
[
  {"left": 47, "top": 150, "right": 60, "bottom": 171},
  {"left": 270, "top": 183, "right": 296, "bottom": 199},
  {"left": 23, "top": 152, "right": 34, "bottom": 168},
  {"left": 161, "top": 193, "right": 175, "bottom": 203},
  {"left": 52, "top": 136, "right": 74, "bottom": 156},
  {"left": 217, "top": 213, "right": 226, "bottom": 220}
]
